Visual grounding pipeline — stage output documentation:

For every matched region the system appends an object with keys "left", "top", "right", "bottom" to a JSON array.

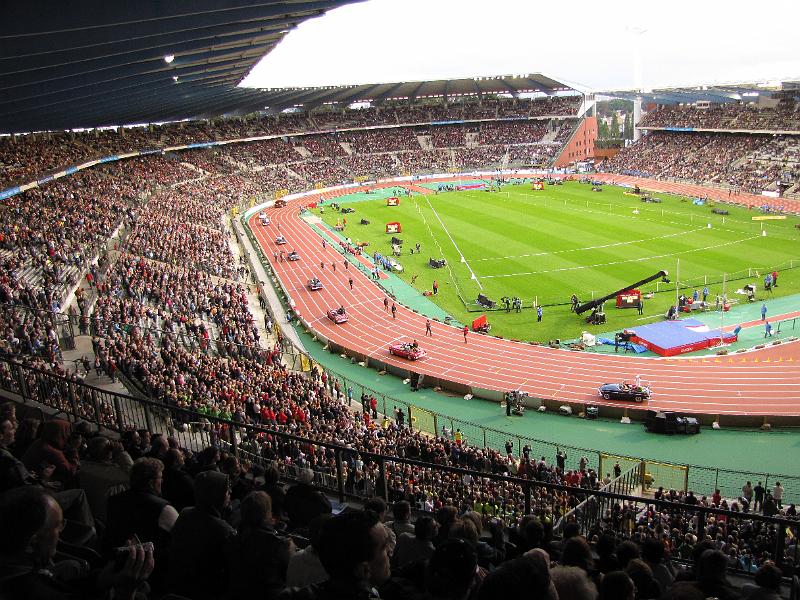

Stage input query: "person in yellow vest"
[{"left": 454, "top": 429, "right": 463, "bottom": 445}]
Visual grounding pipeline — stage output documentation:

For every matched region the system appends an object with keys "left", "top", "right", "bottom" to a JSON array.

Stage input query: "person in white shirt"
[{"left": 773, "top": 482, "right": 784, "bottom": 509}]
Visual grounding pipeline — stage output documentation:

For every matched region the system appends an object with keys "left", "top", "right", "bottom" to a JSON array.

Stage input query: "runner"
[
  {"left": 463, "top": 325, "right": 468, "bottom": 343},
  {"left": 425, "top": 319, "right": 432, "bottom": 337}
]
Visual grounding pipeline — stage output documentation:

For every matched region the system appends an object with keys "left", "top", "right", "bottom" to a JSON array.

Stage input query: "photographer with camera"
[{"left": 0, "top": 486, "right": 154, "bottom": 600}]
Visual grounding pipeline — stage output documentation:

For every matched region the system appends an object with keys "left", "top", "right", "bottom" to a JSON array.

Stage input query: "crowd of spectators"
[
  {"left": 507, "top": 144, "right": 560, "bottom": 166},
  {"left": 296, "top": 135, "right": 348, "bottom": 159},
  {"left": 1, "top": 395, "right": 796, "bottom": 600},
  {"left": 640, "top": 102, "right": 800, "bottom": 132},
  {"left": 1, "top": 95, "right": 583, "bottom": 190},
  {"left": 341, "top": 128, "right": 422, "bottom": 154},
  {"left": 479, "top": 121, "right": 548, "bottom": 145},
  {"left": 603, "top": 131, "right": 800, "bottom": 193}
]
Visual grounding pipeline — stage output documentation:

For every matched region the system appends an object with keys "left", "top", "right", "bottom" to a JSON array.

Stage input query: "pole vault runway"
[{"left": 250, "top": 176, "right": 800, "bottom": 418}]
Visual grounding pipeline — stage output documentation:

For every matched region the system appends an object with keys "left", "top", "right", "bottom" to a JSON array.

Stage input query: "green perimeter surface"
[
  {"left": 314, "top": 182, "right": 800, "bottom": 342},
  {"left": 297, "top": 326, "right": 800, "bottom": 501}
]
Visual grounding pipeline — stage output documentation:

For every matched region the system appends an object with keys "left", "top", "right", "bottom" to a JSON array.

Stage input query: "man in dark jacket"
[
  {"left": 227, "top": 491, "right": 294, "bottom": 599},
  {"left": 105, "top": 457, "right": 177, "bottom": 589},
  {"left": 168, "top": 470, "right": 235, "bottom": 600},
  {"left": 285, "top": 468, "right": 332, "bottom": 530},
  {"left": 160, "top": 448, "right": 195, "bottom": 512},
  {"left": 279, "top": 511, "right": 390, "bottom": 600}
]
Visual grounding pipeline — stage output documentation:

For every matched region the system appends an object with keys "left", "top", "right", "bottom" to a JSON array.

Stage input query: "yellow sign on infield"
[{"left": 752, "top": 215, "right": 787, "bottom": 220}]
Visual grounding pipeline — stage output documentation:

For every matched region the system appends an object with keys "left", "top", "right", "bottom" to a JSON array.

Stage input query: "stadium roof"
[
  {"left": 248, "top": 74, "right": 577, "bottom": 108},
  {"left": 599, "top": 82, "right": 799, "bottom": 105},
  {"left": 0, "top": 0, "right": 362, "bottom": 133},
  {"left": 0, "top": 2, "right": 577, "bottom": 134}
]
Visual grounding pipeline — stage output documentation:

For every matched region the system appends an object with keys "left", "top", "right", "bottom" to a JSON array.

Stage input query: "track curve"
[{"left": 250, "top": 175, "right": 800, "bottom": 417}]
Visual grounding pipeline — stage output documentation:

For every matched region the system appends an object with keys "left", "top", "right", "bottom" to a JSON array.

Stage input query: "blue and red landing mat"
[{"left": 630, "top": 318, "right": 737, "bottom": 356}]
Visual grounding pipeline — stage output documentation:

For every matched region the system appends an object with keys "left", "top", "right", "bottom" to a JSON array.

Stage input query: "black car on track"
[{"left": 598, "top": 382, "right": 650, "bottom": 403}]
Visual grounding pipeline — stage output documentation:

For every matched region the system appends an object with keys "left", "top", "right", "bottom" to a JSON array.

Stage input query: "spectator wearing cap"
[
  {"left": 227, "top": 491, "right": 294, "bottom": 600},
  {"left": 285, "top": 468, "right": 332, "bottom": 531},
  {"left": 168, "top": 470, "right": 235, "bottom": 600},
  {"left": 280, "top": 511, "right": 390, "bottom": 600}
]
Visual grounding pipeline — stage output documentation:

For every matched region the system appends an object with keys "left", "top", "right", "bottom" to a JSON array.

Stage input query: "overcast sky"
[{"left": 241, "top": 0, "right": 800, "bottom": 93}]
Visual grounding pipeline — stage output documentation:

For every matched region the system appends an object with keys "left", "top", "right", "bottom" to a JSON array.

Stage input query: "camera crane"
[{"left": 575, "top": 270, "right": 669, "bottom": 315}]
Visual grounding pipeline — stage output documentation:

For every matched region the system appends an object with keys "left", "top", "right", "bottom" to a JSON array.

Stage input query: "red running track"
[{"left": 250, "top": 176, "right": 800, "bottom": 417}]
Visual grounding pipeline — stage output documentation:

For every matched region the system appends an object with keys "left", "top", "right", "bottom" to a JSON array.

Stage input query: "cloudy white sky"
[{"left": 241, "top": 0, "right": 800, "bottom": 92}]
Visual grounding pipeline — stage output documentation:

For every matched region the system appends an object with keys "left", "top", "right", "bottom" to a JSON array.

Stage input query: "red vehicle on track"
[
  {"left": 389, "top": 341, "right": 426, "bottom": 360},
  {"left": 327, "top": 307, "right": 348, "bottom": 324}
]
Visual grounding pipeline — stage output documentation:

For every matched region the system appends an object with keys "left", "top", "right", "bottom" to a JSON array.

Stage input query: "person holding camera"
[{"left": 0, "top": 486, "right": 154, "bottom": 600}]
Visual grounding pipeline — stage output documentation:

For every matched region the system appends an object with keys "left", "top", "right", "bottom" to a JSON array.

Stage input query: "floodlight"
[{"left": 164, "top": 54, "right": 175, "bottom": 64}]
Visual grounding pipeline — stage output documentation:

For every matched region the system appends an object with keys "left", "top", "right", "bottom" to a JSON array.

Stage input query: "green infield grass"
[{"left": 314, "top": 181, "right": 800, "bottom": 342}]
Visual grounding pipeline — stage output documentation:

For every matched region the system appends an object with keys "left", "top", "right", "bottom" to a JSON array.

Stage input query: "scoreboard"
[{"left": 616, "top": 289, "right": 641, "bottom": 309}]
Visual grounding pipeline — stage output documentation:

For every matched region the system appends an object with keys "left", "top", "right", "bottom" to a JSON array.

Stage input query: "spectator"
[
  {"left": 0, "top": 485, "right": 154, "bottom": 600},
  {"left": 105, "top": 457, "right": 177, "bottom": 586},
  {"left": 600, "top": 571, "right": 635, "bottom": 600},
  {"left": 285, "top": 468, "right": 332, "bottom": 531},
  {"left": 168, "top": 470, "right": 235, "bottom": 600},
  {"left": 77, "top": 436, "right": 130, "bottom": 523},
  {"left": 280, "top": 511, "right": 390, "bottom": 600},
  {"left": 386, "top": 500, "right": 414, "bottom": 538},
  {"left": 263, "top": 464, "right": 288, "bottom": 523},
  {"left": 642, "top": 537, "right": 675, "bottom": 592},
  {"left": 478, "top": 553, "right": 556, "bottom": 600},
  {"left": 21, "top": 419, "right": 80, "bottom": 488},
  {"left": 691, "top": 548, "right": 742, "bottom": 600},
  {"left": 160, "top": 448, "right": 195, "bottom": 512},
  {"left": 392, "top": 515, "right": 438, "bottom": 570},
  {"left": 741, "top": 562, "right": 783, "bottom": 600},
  {"left": 550, "top": 565, "right": 599, "bottom": 600},
  {"left": 0, "top": 414, "right": 96, "bottom": 539},
  {"left": 285, "top": 514, "right": 330, "bottom": 588},
  {"left": 227, "top": 491, "right": 294, "bottom": 599},
  {"left": 425, "top": 538, "right": 480, "bottom": 600},
  {"left": 625, "top": 558, "right": 661, "bottom": 599}
]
